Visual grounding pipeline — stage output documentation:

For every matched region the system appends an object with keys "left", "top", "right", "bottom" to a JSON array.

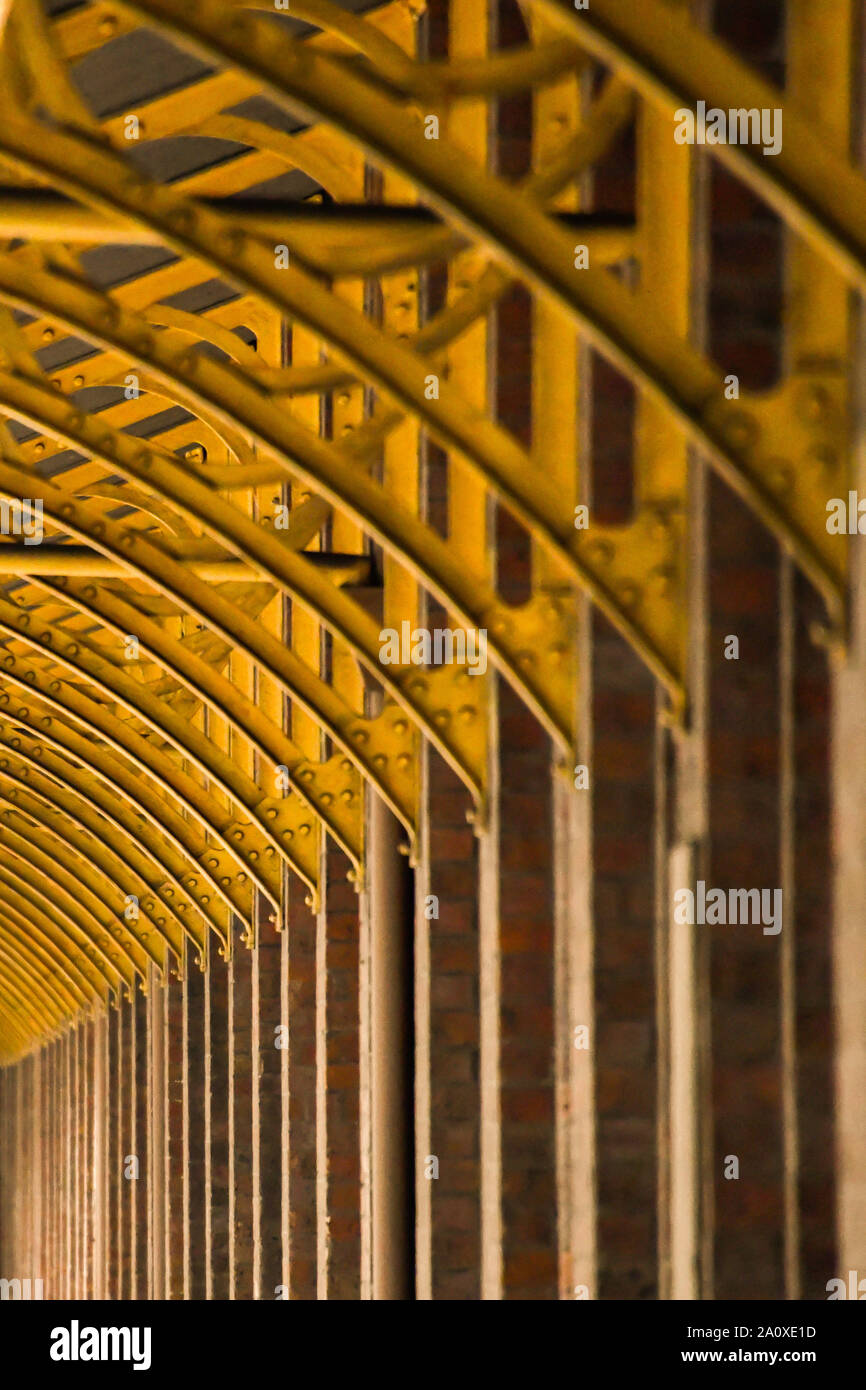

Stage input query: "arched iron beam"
[
  {"left": 0, "top": 990, "right": 39, "bottom": 1060},
  {"left": 5, "top": 0, "right": 100, "bottom": 137},
  {"left": 28, "top": 575, "right": 363, "bottom": 868},
  {"left": 0, "top": 794, "right": 171, "bottom": 975},
  {"left": 79, "top": 481, "right": 190, "bottom": 537},
  {"left": 534, "top": 0, "right": 866, "bottom": 295},
  {"left": 0, "top": 915, "right": 88, "bottom": 1024},
  {"left": 0, "top": 754, "right": 200, "bottom": 951},
  {"left": 0, "top": 812, "right": 157, "bottom": 985},
  {"left": 0, "top": 967, "right": 61, "bottom": 1052},
  {"left": 0, "top": 722, "right": 223, "bottom": 952},
  {"left": 193, "top": 113, "right": 362, "bottom": 202},
  {"left": 0, "top": 242, "right": 612, "bottom": 737},
  {"left": 0, "top": 692, "right": 250, "bottom": 950},
  {"left": 0, "top": 452, "right": 421, "bottom": 838},
  {"left": 0, "top": 1012, "right": 38, "bottom": 1063},
  {"left": 11, "top": 72, "right": 632, "bottom": 444},
  {"left": 50, "top": 0, "right": 397, "bottom": 64},
  {"left": 0, "top": 649, "right": 274, "bottom": 923},
  {"left": 0, "top": 882, "right": 107, "bottom": 1014},
  {"left": 0, "top": 594, "right": 320, "bottom": 901},
  {"left": 0, "top": 952, "right": 67, "bottom": 1044},
  {"left": 90, "top": 366, "right": 261, "bottom": 475},
  {"left": 9, "top": 85, "right": 634, "bottom": 468},
  {"left": 0, "top": 906, "right": 90, "bottom": 1022},
  {"left": 0, "top": 789, "right": 173, "bottom": 961},
  {"left": 144, "top": 303, "right": 269, "bottom": 374},
  {"left": 192, "top": 72, "right": 633, "bottom": 276},
  {"left": 0, "top": 365, "right": 498, "bottom": 802},
  {"left": 0, "top": 900, "right": 95, "bottom": 1017},
  {"left": 100, "top": 0, "right": 844, "bottom": 620},
  {"left": 0, "top": 853, "right": 133, "bottom": 994},
  {"left": 249, "top": 0, "right": 585, "bottom": 101}
]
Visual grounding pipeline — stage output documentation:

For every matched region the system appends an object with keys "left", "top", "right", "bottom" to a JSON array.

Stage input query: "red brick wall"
[
  {"left": 425, "top": 750, "right": 481, "bottom": 1299},
  {"left": 257, "top": 902, "right": 285, "bottom": 1298},
  {"left": 421, "top": 0, "right": 483, "bottom": 1304},
  {"left": 185, "top": 953, "right": 207, "bottom": 1298},
  {"left": 133, "top": 988, "right": 148, "bottom": 1299},
  {"left": 207, "top": 952, "right": 230, "bottom": 1299},
  {"left": 230, "top": 923, "right": 255, "bottom": 1298},
  {"left": 494, "top": 0, "right": 557, "bottom": 1301},
  {"left": 321, "top": 840, "right": 362, "bottom": 1298},
  {"left": 707, "top": 0, "right": 785, "bottom": 1302},
  {"left": 165, "top": 959, "right": 184, "bottom": 1298},
  {"left": 705, "top": 0, "right": 833, "bottom": 1300},
  {"left": 793, "top": 573, "right": 835, "bottom": 1296},
  {"left": 107, "top": 1006, "right": 122, "bottom": 1298},
  {"left": 588, "top": 63, "right": 658, "bottom": 1300},
  {"left": 285, "top": 882, "right": 317, "bottom": 1297}
]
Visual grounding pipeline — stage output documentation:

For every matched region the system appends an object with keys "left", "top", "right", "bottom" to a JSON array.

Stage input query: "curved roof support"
[
  {"left": 0, "top": 853, "right": 133, "bottom": 995},
  {"left": 0, "top": 690, "right": 251, "bottom": 952},
  {"left": 0, "top": 755, "right": 200, "bottom": 950},
  {"left": 0, "top": 970, "right": 47, "bottom": 1046},
  {"left": 534, "top": 0, "right": 866, "bottom": 295},
  {"left": 0, "top": 812, "right": 157, "bottom": 983},
  {"left": 0, "top": 632, "right": 286, "bottom": 909},
  {"left": 0, "top": 925, "right": 90, "bottom": 1024},
  {"left": 249, "top": 0, "right": 586, "bottom": 101},
  {"left": 0, "top": 456, "right": 416, "bottom": 837},
  {"left": 26, "top": 574, "right": 363, "bottom": 870},
  {"left": 0, "top": 896, "right": 97, "bottom": 1015},
  {"left": 0, "top": 245, "right": 591, "bottom": 740},
  {"left": 0, "top": 797, "right": 171, "bottom": 978},
  {"left": 0, "top": 963, "right": 64, "bottom": 1052},
  {"left": 0, "top": 594, "right": 322, "bottom": 901},
  {"left": 92, "top": 1, "right": 844, "bottom": 624},
  {"left": 0, "top": 721, "right": 224, "bottom": 951}
]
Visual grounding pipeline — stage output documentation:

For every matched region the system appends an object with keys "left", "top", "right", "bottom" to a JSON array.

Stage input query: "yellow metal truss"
[{"left": 0, "top": 0, "right": 855, "bottom": 1057}]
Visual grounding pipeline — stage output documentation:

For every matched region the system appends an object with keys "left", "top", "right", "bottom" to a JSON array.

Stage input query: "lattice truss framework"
[{"left": 0, "top": 0, "right": 855, "bottom": 1058}]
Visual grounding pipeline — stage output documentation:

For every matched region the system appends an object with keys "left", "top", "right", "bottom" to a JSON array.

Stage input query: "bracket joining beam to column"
[
  {"left": 100, "top": 0, "right": 847, "bottom": 634},
  {"left": 534, "top": 0, "right": 866, "bottom": 294}
]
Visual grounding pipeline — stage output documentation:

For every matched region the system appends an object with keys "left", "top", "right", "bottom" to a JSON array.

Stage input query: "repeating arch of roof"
[{"left": 0, "top": 0, "right": 855, "bottom": 1058}]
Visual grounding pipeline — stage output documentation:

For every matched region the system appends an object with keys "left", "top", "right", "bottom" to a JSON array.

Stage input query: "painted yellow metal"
[
  {"left": 530, "top": 9, "right": 582, "bottom": 761},
  {"left": 0, "top": 459, "right": 412, "bottom": 836},
  {"left": 0, "top": 218, "right": 588, "bottom": 740},
  {"left": 23, "top": 576, "right": 362, "bottom": 863},
  {"left": 0, "top": 194, "right": 633, "bottom": 276},
  {"left": 0, "top": 685, "right": 249, "bottom": 934},
  {"left": 0, "top": 593, "right": 317, "bottom": 899},
  {"left": 537, "top": 0, "right": 866, "bottom": 293},
  {"left": 0, "top": 547, "right": 368, "bottom": 583},
  {"left": 0, "top": 105, "right": 685, "bottom": 703},
  {"left": 0, "top": 0, "right": 856, "bottom": 1057},
  {"left": 102, "top": 0, "right": 847, "bottom": 621},
  {"left": 435, "top": 0, "right": 490, "bottom": 824},
  {"left": 626, "top": 91, "right": 692, "bottom": 715},
  {"left": 0, "top": 762, "right": 191, "bottom": 949},
  {"left": 0, "top": 886, "right": 99, "bottom": 1010},
  {"left": 0, "top": 911, "right": 90, "bottom": 1017}
]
